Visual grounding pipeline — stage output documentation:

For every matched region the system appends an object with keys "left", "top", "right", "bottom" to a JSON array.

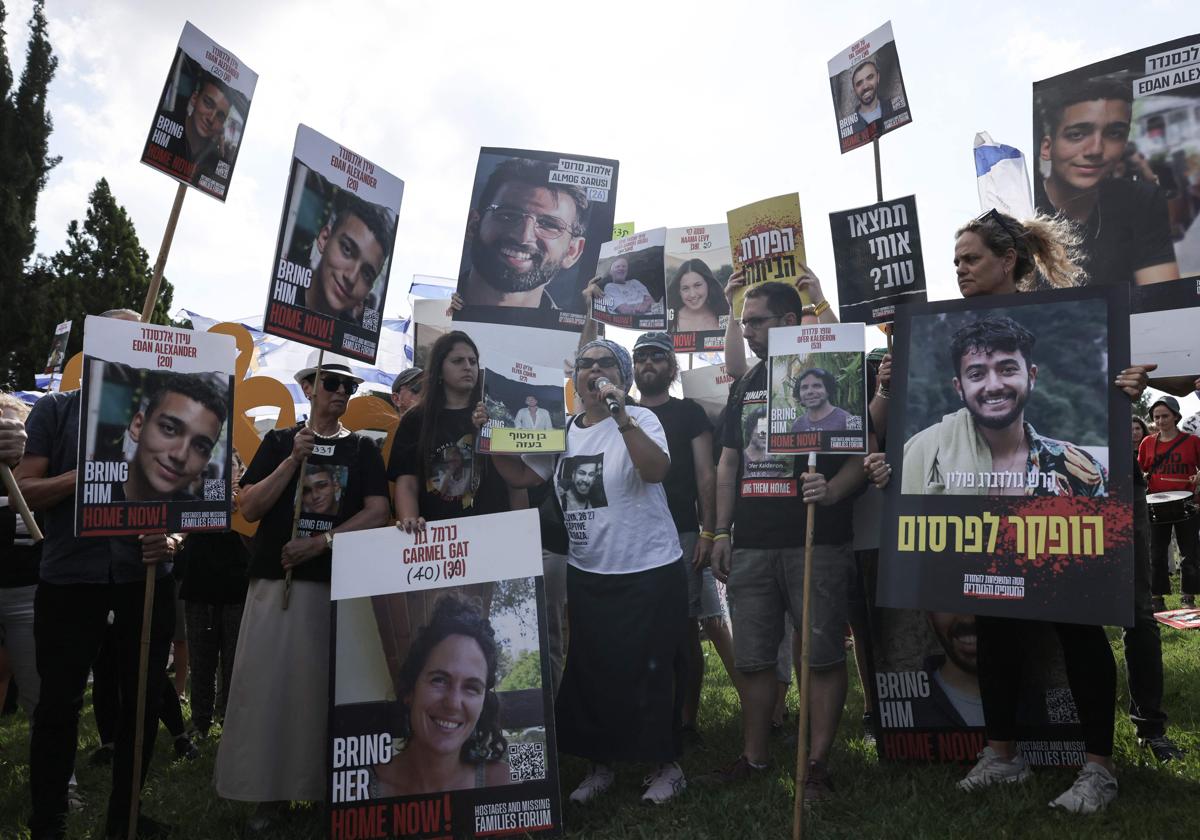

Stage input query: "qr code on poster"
[
  {"left": 508, "top": 742, "right": 546, "bottom": 783},
  {"left": 203, "top": 480, "right": 226, "bottom": 502},
  {"left": 362, "top": 309, "right": 380, "bottom": 331},
  {"left": 1044, "top": 688, "right": 1079, "bottom": 724},
  {"left": 846, "top": 415, "right": 863, "bottom": 431}
]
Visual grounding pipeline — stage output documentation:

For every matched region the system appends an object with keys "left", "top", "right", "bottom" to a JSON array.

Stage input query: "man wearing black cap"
[
  {"left": 390, "top": 367, "right": 423, "bottom": 418},
  {"left": 632, "top": 332, "right": 737, "bottom": 742},
  {"left": 1137, "top": 394, "right": 1200, "bottom": 609}
]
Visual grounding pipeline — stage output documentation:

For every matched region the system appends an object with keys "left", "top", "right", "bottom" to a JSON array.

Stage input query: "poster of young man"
[
  {"left": 478, "top": 354, "right": 567, "bottom": 454},
  {"left": 453, "top": 147, "right": 620, "bottom": 332},
  {"left": 1032, "top": 33, "right": 1200, "bottom": 286},
  {"left": 262, "top": 124, "right": 404, "bottom": 364},
  {"left": 140, "top": 22, "right": 257, "bottom": 201},
  {"left": 1131, "top": 276, "right": 1200, "bottom": 397},
  {"left": 44, "top": 319, "right": 72, "bottom": 374},
  {"left": 75, "top": 315, "right": 236, "bottom": 537},
  {"left": 829, "top": 196, "right": 927, "bottom": 324},
  {"left": 878, "top": 286, "right": 1134, "bottom": 626},
  {"left": 591, "top": 228, "right": 666, "bottom": 331},
  {"left": 666, "top": 224, "right": 732, "bottom": 353},
  {"left": 869, "top": 607, "right": 1086, "bottom": 765},
  {"left": 766, "top": 323, "right": 868, "bottom": 454},
  {"left": 329, "top": 510, "right": 562, "bottom": 840},
  {"left": 726, "top": 194, "right": 807, "bottom": 318},
  {"left": 827, "top": 21, "right": 913, "bottom": 154}
]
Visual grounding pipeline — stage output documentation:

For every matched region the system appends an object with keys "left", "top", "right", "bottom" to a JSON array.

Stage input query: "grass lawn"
[{"left": 1, "top": 592, "right": 1197, "bottom": 839}]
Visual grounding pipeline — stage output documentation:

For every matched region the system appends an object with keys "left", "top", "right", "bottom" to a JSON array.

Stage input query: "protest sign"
[
  {"left": 262, "top": 125, "right": 403, "bottom": 364},
  {"left": 140, "top": 22, "right": 257, "bottom": 201},
  {"left": 666, "top": 224, "right": 732, "bottom": 353},
  {"left": 1154, "top": 607, "right": 1200, "bottom": 629},
  {"left": 75, "top": 315, "right": 236, "bottom": 537},
  {"left": 766, "top": 323, "right": 867, "bottom": 455},
  {"left": 1131, "top": 276, "right": 1200, "bottom": 396},
  {"left": 479, "top": 354, "right": 567, "bottom": 454},
  {"left": 681, "top": 363, "right": 736, "bottom": 429},
  {"left": 591, "top": 228, "right": 666, "bottom": 331},
  {"left": 879, "top": 286, "right": 1134, "bottom": 625},
  {"left": 1033, "top": 33, "right": 1200, "bottom": 285},
  {"left": 830, "top": 196, "right": 926, "bottom": 324},
  {"left": 612, "top": 222, "right": 635, "bottom": 240},
  {"left": 453, "top": 147, "right": 619, "bottom": 332},
  {"left": 412, "top": 299, "right": 452, "bottom": 371},
  {"left": 44, "top": 319, "right": 72, "bottom": 374},
  {"left": 868, "top": 604, "right": 1085, "bottom": 765},
  {"left": 330, "top": 510, "right": 561, "bottom": 839},
  {"left": 726, "top": 194, "right": 807, "bottom": 318},
  {"left": 827, "top": 21, "right": 913, "bottom": 154}
]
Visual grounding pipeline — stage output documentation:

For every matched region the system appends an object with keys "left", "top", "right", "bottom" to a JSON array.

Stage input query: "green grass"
[{"left": 2, "top": 593, "right": 1197, "bottom": 839}]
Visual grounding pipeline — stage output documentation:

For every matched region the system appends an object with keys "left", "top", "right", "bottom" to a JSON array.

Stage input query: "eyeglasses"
[
  {"left": 320, "top": 375, "right": 359, "bottom": 395},
  {"left": 484, "top": 205, "right": 580, "bottom": 240},
  {"left": 633, "top": 349, "right": 671, "bottom": 364},
  {"left": 574, "top": 356, "right": 620, "bottom": 372},
  {"left": 739, "top": 314, "right": 784, "bottom": 331},
  {"left": 976, "top": 208, "right": 1022, "bottom": 241}
]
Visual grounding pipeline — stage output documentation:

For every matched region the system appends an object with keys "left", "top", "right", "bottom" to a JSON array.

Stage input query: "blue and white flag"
[{"left": 974, "top": 131, "right": 1034, "bottom": 220}]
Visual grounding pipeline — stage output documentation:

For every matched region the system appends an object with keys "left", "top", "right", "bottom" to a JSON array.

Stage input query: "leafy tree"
[
  {"left": 50, "top": 178, "right": 175, "bottom": 361},
  {"left": 499, "top": 649, "right": 543, "bottom": 692},
  {"left": 0, "top": 0, "right": 60, "bottom": 387}
]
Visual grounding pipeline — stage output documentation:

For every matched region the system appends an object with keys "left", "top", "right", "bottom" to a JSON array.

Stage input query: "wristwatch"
[{"left": 324, "top": 531, "right": 334, "bottom": 549}]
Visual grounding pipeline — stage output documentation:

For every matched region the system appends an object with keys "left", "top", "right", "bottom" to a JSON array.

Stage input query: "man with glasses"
[
  {"left": 700, "top": 283, "right": 864, "bottom": 800},
  {"left": 458, "top": 157, "right": 591, "bottom": 311},
  {"left": 633, "top": 332, "right": 739, "bottom": 744},
  {"left": 214, "top": 351, "right": 389, "bottom": 828},
  {"left": 389, "top": 367, "right": 423, "bottom": 418}
]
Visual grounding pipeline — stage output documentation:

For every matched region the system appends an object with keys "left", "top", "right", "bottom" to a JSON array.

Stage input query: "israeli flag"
[{"left": 974, "top": 132, "right": 1034, "bottom": 220}]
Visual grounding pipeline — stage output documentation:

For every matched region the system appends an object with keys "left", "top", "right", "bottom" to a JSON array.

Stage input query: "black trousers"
[
  {"left": 30, "top": 579, "right": 174, "bottom": 837},
  {"left": 95, "top": 626, "right": 187, "bottom": 741},
  {"left": 183, "top": 600, "right": 243, "bottom": 729},
  {"left": 1149, "top": 513, "right": 1200, "bottom": 596},
  {"left": 976, "top": 616, "right": 1116, "bottom": 757},
  {"left": 1124, "top": 484, "right": 1168, "bottom": 738}
]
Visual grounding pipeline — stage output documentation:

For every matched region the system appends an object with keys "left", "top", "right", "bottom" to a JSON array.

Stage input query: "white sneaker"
[
  {"left": 569, "top": 764, "right": 615, "bottom": 804},
  {"left": 1049, "top": 762, "right": 1118, "bottom": 814},
  {"left": 956, "top": 746, "right": 1032, "bottom": 791},
  {"left": 641, "top": 762, "right": 686, "bottom": 805}
]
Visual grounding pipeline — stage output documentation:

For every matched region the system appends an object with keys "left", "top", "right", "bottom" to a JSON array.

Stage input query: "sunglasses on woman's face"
[
  {"left": 574, "top": 356, "right": 620, "bottom": 372},
  {"left": 319, "top": 375, "right": 358, "bottom": 395}
]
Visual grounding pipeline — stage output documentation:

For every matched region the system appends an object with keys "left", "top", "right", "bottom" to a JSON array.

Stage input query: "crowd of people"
[{"left": 2, "top": 171, "right": 1199, "bottom": 838}]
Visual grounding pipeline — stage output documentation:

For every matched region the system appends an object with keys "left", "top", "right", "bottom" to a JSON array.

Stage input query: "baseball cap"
[
  {"left": 1149, "top": 395, "right": 1182, "bottom": 420},
  {"left": 392, "top": 367, "right": 424, "bottom": 393},
  {"left": 633, "top": 332, "right": 674, "bottom": 354}
]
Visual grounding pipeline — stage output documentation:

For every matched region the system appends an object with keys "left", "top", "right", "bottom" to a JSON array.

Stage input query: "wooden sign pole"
[
  {"left": 792, "top": 452, "right": 819, "bottom": 840},
  {"left": 128, "top": 180, "right": 188, "bottom": 840}
]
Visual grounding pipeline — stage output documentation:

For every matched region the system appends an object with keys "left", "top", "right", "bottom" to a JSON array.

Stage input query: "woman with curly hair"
[{"left": 372, "top": 594, "right": 511, "bottom": 795}]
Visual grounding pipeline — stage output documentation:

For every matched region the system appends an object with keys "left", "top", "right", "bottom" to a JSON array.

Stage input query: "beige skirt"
[{"left": 214, "top": 578, "right": 330, "bottom": 802}]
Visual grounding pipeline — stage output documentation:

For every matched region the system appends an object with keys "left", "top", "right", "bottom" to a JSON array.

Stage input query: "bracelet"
[
  {"left": 699, "top": 531, "right": 715, "bottom": 541},
  {"left": 714, "top": 527, "right": 731, "bottom": 536},
  {"left": 712, "top": 533, "right": 730, "bottom": 542},
  {"left": 875, "top": 386, "right": 890, "bottom": 399},
  {"left": 812, "top": 299, "right": 830, "bottom": 317}
]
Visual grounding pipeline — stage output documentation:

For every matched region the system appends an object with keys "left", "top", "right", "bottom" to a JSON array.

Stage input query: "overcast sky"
[{"left": 3, "top": 0, "right": 1189, "bottom": 324}]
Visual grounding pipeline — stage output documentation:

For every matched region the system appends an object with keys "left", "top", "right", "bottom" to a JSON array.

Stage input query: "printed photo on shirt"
[
  {"left": 299, "top": 462, "right": 348, "bottom": 517},
  {"left": 1032, "top": 33, "right": 1199, "bottom": 286},
  {"left": 557, "top": 454, "right": 608, "bottom": 511},
  {"left": 739, "top": 400, "right": 796, "bottom": 499},
  {"left": 429, "top": 438, "right": 476, "bottom": 504}
]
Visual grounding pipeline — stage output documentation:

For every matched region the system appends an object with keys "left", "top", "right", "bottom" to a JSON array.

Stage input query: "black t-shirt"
[
  {"left": 177, "top": 530, "right": 250, "bottom": 604},
  {"left": 1034, "top": 177, "right": 1175, "bottom": 287},
  {"left": 645, "top": 397, "right": 712, "bottom": 533},
  {"left": 241, "top": 425, "right": 388, "bottom": 583},
  {"left": 387, "top": 406, "right": 510, "bottom": 522},
  {"left": 721, "top": 362, "right": 854, "bottom": 548}
]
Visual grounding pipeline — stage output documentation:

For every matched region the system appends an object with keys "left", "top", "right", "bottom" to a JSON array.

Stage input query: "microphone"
[{"left": 592, "top": 377, "right": 621, "bottom": 415}]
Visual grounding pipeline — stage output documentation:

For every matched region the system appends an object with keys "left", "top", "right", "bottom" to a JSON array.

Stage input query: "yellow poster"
[
  {"left": 726, "top": 193, "right": 808, "bottom": 317},
  {"left": 612, "top": 221, "right": 635, "bottom": 239}
]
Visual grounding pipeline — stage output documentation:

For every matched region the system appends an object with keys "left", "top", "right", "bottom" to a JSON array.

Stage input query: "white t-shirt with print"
[
  {"left": 525, "top": 406, "right": 681, "bottom": 574},
  {"left": 599, "top": 279, "right": 653, "bottom": 313}
]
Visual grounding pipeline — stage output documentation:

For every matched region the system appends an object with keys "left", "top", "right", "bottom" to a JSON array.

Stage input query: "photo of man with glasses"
[{"left": 454, "top": 150, "right": 619, "bottom": 330}]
